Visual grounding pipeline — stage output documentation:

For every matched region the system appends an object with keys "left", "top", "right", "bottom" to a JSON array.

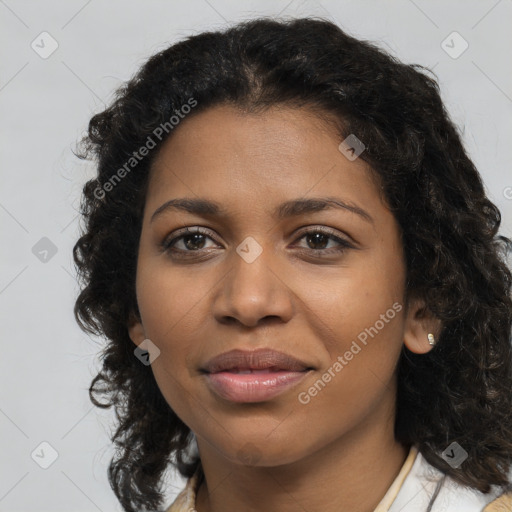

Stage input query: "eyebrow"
[{"left": 150, "top": 197, "right": 374, "bottom": 224}]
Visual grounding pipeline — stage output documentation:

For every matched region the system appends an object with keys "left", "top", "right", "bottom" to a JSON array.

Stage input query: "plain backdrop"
[{"left": 1, "top": 1, "right": 511, "bottom": 510}]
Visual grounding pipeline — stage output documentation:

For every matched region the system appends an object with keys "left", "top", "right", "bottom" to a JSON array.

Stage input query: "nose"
[{"left": 212, "top": 244, "right": 294, "bottom": 328}]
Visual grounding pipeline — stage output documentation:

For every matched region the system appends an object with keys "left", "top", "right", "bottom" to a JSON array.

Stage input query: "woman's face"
[{"left": 129, "top": 104, "right": 430, "bottom": 467}]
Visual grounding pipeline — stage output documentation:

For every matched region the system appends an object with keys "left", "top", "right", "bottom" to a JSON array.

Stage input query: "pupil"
[
  {"left": 307, "top": 233, "right": 328, "bottom": 249},
  {"left": 185, "top": 234, "right": 205, "bottom": 250}
]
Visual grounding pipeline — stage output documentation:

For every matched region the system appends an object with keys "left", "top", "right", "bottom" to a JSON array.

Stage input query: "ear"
[
  {"left": 127, "top": 311, "right": 146, "bottom": 347},
  {"left": 403, "top": 297, "right": 443, "bottom": 354}
]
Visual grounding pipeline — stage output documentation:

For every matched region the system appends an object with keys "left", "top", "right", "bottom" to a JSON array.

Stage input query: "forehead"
[{"left": 146, "top": 104, "right": 383, "bottom": 218}]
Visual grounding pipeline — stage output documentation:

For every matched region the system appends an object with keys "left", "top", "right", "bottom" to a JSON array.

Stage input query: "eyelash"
[{"left": 160, "top": 226, "right": 354, "bottom": 258}]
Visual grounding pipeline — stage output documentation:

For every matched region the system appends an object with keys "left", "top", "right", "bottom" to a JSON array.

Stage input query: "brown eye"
[
  {"left": 293, "top": 228, "right": 353, "bottom": 255},
  {"left": 172, "top": 233, "right": 208, "bottom": 251},
  {"left": 160, "top": 226, "right": 354, "bottom": 259},
  {"left": 161, "top": 227, "right": 218, "bottom": 254},
  {"left": 303, "top": 232, "right": 331, "bottom": 250}
]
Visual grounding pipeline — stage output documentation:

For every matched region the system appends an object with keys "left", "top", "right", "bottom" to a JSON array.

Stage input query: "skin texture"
[{"left": 128, "top": 104, "right": 441, "bottom": 512}]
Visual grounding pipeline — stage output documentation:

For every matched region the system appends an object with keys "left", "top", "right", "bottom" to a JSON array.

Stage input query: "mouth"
[
  {"left": 203, "top": 368, "right": 313, "bottom": 403},
  {"left": 200, "top": 348, "right": 314, "bottom": 403}
]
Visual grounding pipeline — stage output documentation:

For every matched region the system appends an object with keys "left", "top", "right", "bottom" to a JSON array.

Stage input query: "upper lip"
[{"left": 201, "top": 348, "right": 312, "bottom": 373}]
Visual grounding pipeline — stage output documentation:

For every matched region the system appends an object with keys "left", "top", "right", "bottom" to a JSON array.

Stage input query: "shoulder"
[
  {"left": 482, "top": 491, "right": 512, "bottom": 512},
  {"left": 389, "top": 448, "right": 512, "bottom": 512}
]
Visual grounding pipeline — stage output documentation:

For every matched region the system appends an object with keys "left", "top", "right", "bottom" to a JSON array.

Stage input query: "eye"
[
  {"left": 160, "top": 226, "right": 354, "bottom": 258},
  {"left": 161, "top": 227, "right": 218, "bottom": 254},
  {"left": 292, "top": 227, "right": 354, "bottom": 256}
]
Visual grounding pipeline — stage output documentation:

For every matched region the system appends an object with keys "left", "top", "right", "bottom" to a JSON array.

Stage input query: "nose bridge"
[{"left": 213, "top": 237, "right": 293, "bottom": 327}]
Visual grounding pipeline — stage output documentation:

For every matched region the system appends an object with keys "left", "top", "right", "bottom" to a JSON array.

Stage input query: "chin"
[{"left": 217, "top": 438, "right": 307, "bottom": 468}]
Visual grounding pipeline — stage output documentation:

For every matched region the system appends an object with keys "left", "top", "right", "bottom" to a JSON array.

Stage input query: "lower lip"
[{"left": 204, "top": 370, "right": 311, "bottom": 403}]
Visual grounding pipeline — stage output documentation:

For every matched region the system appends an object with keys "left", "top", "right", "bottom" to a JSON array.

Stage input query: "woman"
[{"left": 73, "top": 17, "right": 512, "bottom": 512}]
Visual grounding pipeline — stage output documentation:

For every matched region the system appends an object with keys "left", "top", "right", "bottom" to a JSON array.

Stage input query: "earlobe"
[
  {"left": 127, "top": 312, "right": 146, "bottom": 347},
  {"left": 403, "top": 298, "right": 443, "bottom": 354}
]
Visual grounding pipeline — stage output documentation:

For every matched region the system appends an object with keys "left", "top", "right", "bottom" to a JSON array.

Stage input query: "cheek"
[
  {"left": 291, "top": 251, "right": 405, "bottom": 404},
  {"left": 135, "top": 263, "right": 210, "bottom": 396},
  {"left": 293, "top": 307, "right": 404, "bottom": 441},
  {"left": 293, "top": 258, "right": 405, "bottom": 350},
  {"left": 136, "top": 255, "right": 212, "bottom": 340}
]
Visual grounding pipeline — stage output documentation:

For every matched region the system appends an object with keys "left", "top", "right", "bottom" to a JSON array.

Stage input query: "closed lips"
[
  {"left": 201, "top": 348, "right": 313, "bottom": 374},
  {"left": 201, "top": 350, "right": 314, "bottom": 403},
  {"left": 224, "top": 367, "right": 289, "bottom": 374}
]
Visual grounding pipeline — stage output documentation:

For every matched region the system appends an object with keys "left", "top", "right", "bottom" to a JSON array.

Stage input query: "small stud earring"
[{"left": 428, "top": 333, "right": 436, "bottom": 346}]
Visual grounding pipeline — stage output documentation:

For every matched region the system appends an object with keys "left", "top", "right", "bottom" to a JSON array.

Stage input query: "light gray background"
[{"left": 1, "top": 1, "right": 511, "bottom": 510}]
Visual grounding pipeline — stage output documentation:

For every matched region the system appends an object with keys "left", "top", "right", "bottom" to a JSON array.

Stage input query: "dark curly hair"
[{"left": 73, "top": 16, "right": 512, "bottom": 512}]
